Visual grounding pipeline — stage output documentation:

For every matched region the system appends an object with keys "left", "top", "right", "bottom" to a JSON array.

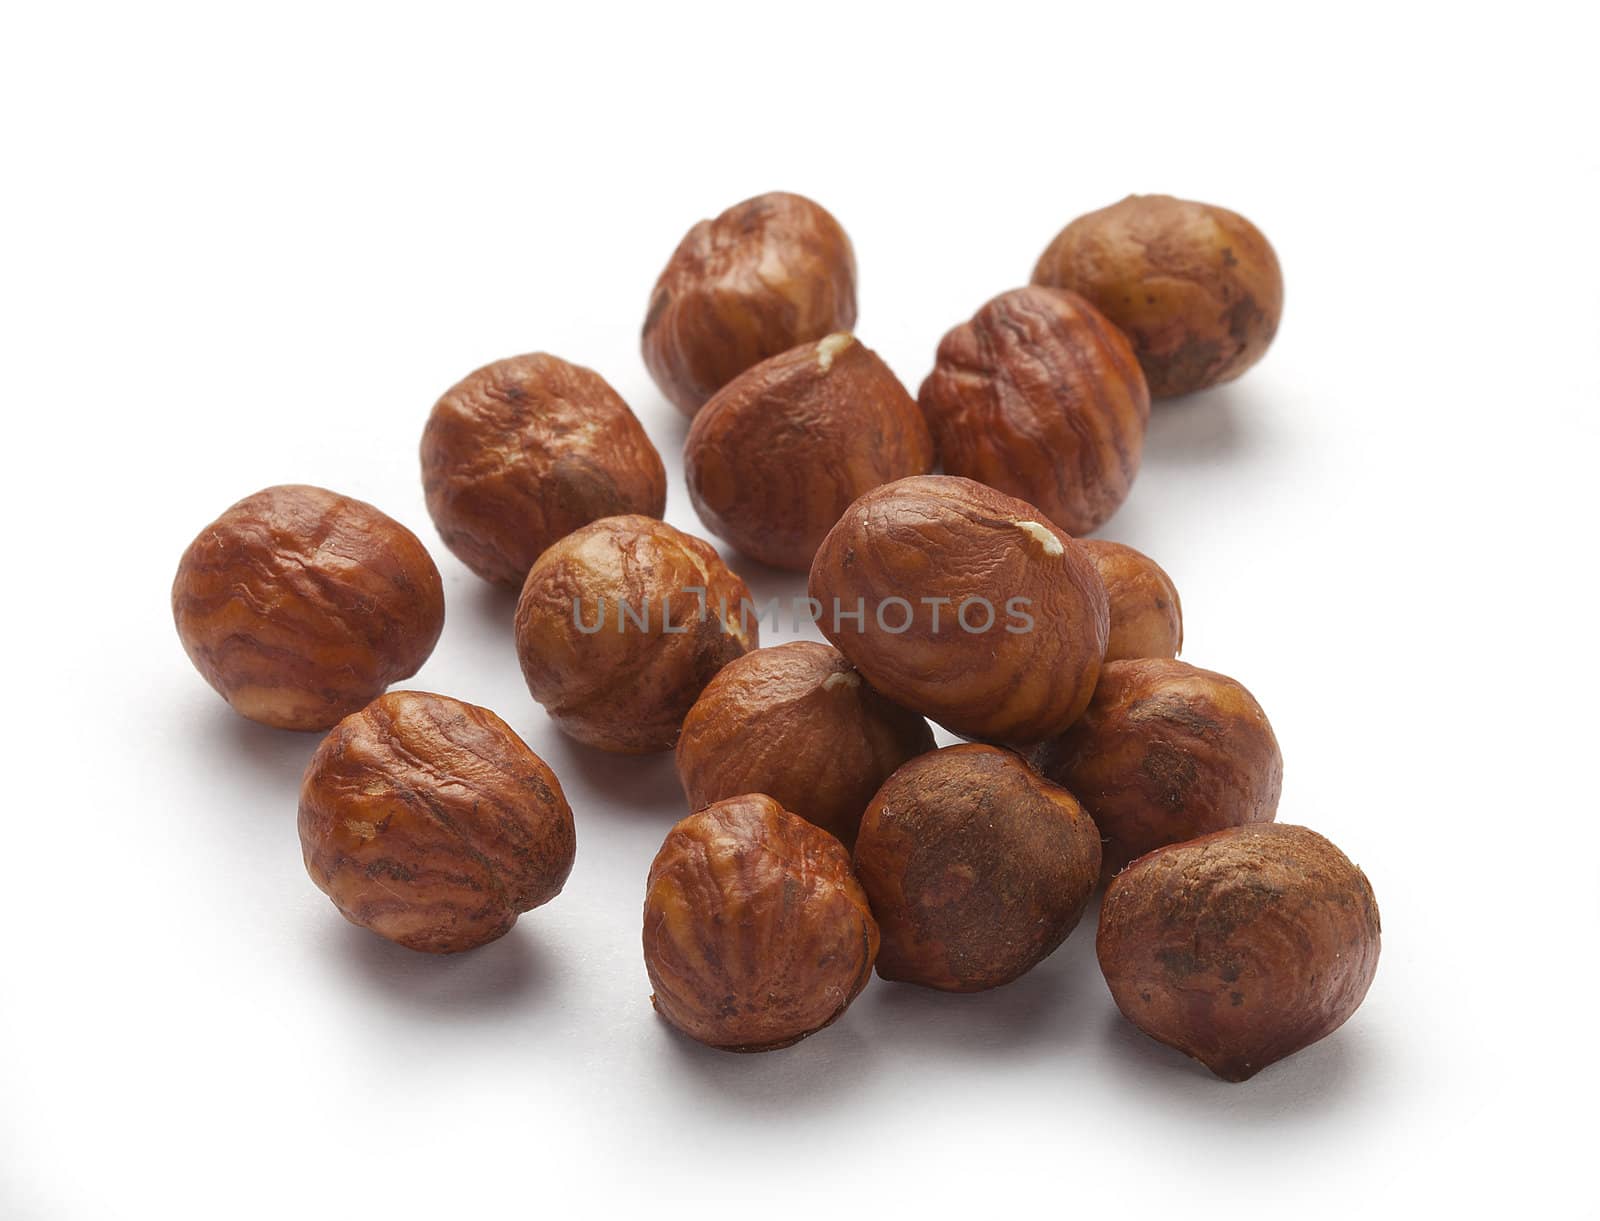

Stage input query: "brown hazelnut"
[
  {"left": 298, "top": 691, "right": 576, "bottom": 953},
  {"left": 808, "top": 475, "right": 1109, "bottom": 743},
  {"left": 172, "top": 484, "right": 445, "bottom": 731},
  {"left": 1032, "top": 194, "right": 1284, "bottom": 398},
  {"left": 642, "top": 794, "right": 879, "bottom": 1051},
  {"left": 642, "top": 192, "right": 857, "bottom": 417},
  {"left": 675, "top": 641, "right": 934, "bottom": 849},
  {"left": 1097, "top": 823, "right": 1380, "bottom": 1081},
  {"left": 917, "top": 286, "right": 1150, "bottom": 536},
  {"left": 1029, "top": 658, "right": 1282, "bottom": 877},
  {"left": 420, "top": 352, "right": 666, "bottom": 589},
  {"left": 513, "top": 514, "right": 756, "bottom": 753},
  {"left": 853, "top": 744, "right": 1101, "bottom": 992},
  {"left": 1079, "top": 539, "right": 1183, "bottom": 661},
  {"left": 684, "top": 333, "right": 935, "bottom": 571}
]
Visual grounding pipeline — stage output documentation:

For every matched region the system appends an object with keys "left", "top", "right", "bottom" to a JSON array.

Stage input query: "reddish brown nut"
[
  {"left": 918, "top": 286, "right": 1150, "bottom": 536},
  {"left": 676, "top": 641, "right": 934, "bottom": 849},
  {"left": 685, "top": 333, "right": 935, "bottom": 571},
  {"left": 642, "top": 192, "right": 857, "bottom": 417},
  {"left": 1029, "top": 659, "right": 1281, "bottom": 877},
  {"left": 514, "top": 515, "right": 756, "bottom": 753},
  {"left": 420, "top": 352, "right": 667, "bottom": 589},
  {"left": 1079, "top": 539, "right": 1183, "bottom": 661},
  {"left": 808, "top": 475, "right": 1109, "bottom": 743},
  {"left": 1032, "top": 194, "right": 1284, "bottom": 398},
  {"left": 853, "top": 745, "right": 1102, "bottom": 992},
  {"left": 1098, "top": 823, "right": 1380, "bottom": 1081},
  {"left": 642, "top": 794, "right": 879, "bottom": 1051},
  {"left": 298, "top": 691, "right": 576, "bottom": 953},
  {"left": 172, "top": 484, "right": 445, "bottom": 731}
]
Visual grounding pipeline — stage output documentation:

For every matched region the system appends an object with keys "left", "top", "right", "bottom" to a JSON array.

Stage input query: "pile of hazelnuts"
[{"left": 173, "top": 191, "right": 1379, "bottom": 1083}]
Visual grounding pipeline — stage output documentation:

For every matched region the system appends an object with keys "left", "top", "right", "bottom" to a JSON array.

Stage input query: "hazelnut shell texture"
[
  {"left": 1079, "top": 539, "right": 1183, "bottom": 661},
  {"left": 642, "top": 192, "right": 857, "bottom": 417},
  {"left": 1097, "top": 823, "right": 1380, "bottom": 1081},
  {"left": 808, "top": 475, "right": 1109, "bottom": 743},
  {"left": 172, "top": 484, "right": 445, "bottom": 731},
  {"left": 514, "top": 515, "right": 757, "bottom": 753},
  {"left": 298, "top": 691, "right": 576, "bottom": 953},
  {"left": 642, "top": 794, "right": 880, "bottom": 1051},
  {"left": 918, "top": 286, "right": 1150, "bottom": 536},
  {"left": 1032, "top": 194, "right": 1283, "bottom": 398},
  {"left": 854, "top": 744, "right": 1102, "bottom": 991},
  {"left": 1029, "top": 658, "right": 1282, "bottom": 877},
  {"left": 421, "top": 352, "right": 667, "bottom": 589},
  {"left": 675, "top": 641, "right": 934, "bottom": 849},
  {"left": 685, "top": 333, "right": 935, "bottom": 571}
]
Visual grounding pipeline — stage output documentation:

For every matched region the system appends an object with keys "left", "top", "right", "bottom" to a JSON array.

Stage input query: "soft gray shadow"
[
  {"left": 332, "top": 919, "right": 550, "bottom": 1017},
  {"left": 1141, "top": 381, "right": 1262, "bottom": 468},
  {"left": 202, "top": 708, "right": 321, "bottom": 791},
  {"left": 458, "top": 580, "right": 521, "bottom": 638},
  {"left": 545, "top": 735, "right": 683, "bottom": 820},
  {"left": 724, "top": 553, "right": 809, "bottom": 622}
]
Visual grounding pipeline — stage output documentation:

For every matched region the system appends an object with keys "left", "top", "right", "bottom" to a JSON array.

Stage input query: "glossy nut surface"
[
  {"left": 1079, "top": 539, "right": 1183, "bottom": 661},
  {"left": 642, "top": 192, "right": 857, "bottom": 417},
  {"left": 642, "top": 794, "right": 879, "bottom": 1051},
  {"left": 1098, "top": 823, "right": 1380, "bottom": 1081},
  {"left": 421, "top": 352, "right": 666, "bottom": 588},
  {"left": 854, "top": 745, "right": 1102, "bottom": 992},
  {"left": 685, "top": 333, "right": 935, "bottom": 571},
  {"left": 172, "top": 484, "right": 445, "bottom": 731},
  {"left": 918, "top": 286, "right": 1150, "bottom": 536},
  {"left": 298, "top": 691, "right": 576, "bottom": 953},
  {"left": 514, "top": 515, "right": 756, "bottom": 753},
  {"left": 676, "top": 641, "right": 934, "bottom": 849}
]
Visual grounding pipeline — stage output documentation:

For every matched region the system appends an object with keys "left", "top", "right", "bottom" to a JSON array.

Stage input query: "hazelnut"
[
  {"left": 1097, "top": 823, "right": 1380, "bottom": 1081},
  {"left": 420, "top": 352, "right": 667, "bottom": 589},
  {"left": 808, "top": 475, "right": 1109, "bottom": 743},
  {"left": 642, "top": 192, "right": 857, "bottom": 417},
  {"left": 675, "top": 641, "right": 934, "bottom": 849},
  {"left": 1079, "top": 539, "right": 1183, "bottom": 661},
  {"left": 172, "top": 484, "right": 445, "bottom": 731},
  {"left": 1032, "top": 194, "right": 1284, "bottom": 398},
  {"left": 853, "top": 745, "right": 1102, "bottom": 992},
  {"left": 642, "top": 794, "right": 879, "bottom": 1051},
  {"left": 917, "top": 286, "right": 1150, "bottom": 536},
  {"left": 684, "top": 333, "right": 935, "bottom": 571},
  {"left": 1029, "top": 658, "right": 1282, "bottom": 877},
  {"left": 514, "top": 514, "right": 756, "bottom": 753},
  {"left": 298, "top": 691, "right": 576, "bottom": 953}
]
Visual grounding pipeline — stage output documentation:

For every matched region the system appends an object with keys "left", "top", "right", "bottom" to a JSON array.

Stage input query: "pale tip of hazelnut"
[
  {"left": 1014, "top": 520, "right": 1064, "bottom": 557},
  {"left": 815, "top": 332, "right": 854, "bottom": 372},
  {"left": 821, "top": 670, "right": 861, "bottom": 692}
]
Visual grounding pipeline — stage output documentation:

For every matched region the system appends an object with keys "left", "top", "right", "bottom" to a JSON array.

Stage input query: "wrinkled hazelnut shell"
[
  {"left": 642, "top": 192, "right": 857, "bottom": 417},
  {"left": 1032, "top": 194, "right": 1283, "bottom": 398},
  {"left": 1098, "top": 823, "right": 1380, "bottom": 1081},
  {"left": 918, "top": 286, "right": 1150, "bottom": 536},
  {"left": 676, "top": 641, "right": 934, "bottom": 849},
  {"left": 1079, "top": 539, "right": 1183, "bottom": 661},
  {"left": 1029, "top": 658, "right": 1282, "bottom": 877},
  {"left": 685, "top": 333, "right": 935, "bottom": 571},
  {"left": 172, "top": 484, "right": 445, "bottom": 731},
  {"left": 298, "top": 691, "right": 576, "bottom": 953},
  {"left": 808, "top": 475, "right": 1109, "bottom": 743},
  {"left": 514, "top": 515, "right": 756, "bottom": 753},
  {"left": 854, "top": 745, "right": 1102, "bottom": 992},
  {"left": 421, "top": 352, "right": 666, "bottom": 588},
  {"left": 642, "top": 794, "right": 879, "bottom": 1051}
]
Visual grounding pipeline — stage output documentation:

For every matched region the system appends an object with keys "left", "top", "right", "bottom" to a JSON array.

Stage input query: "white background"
[{"left": 2, "top": 2, "right": 1596, "bottom": 1217}]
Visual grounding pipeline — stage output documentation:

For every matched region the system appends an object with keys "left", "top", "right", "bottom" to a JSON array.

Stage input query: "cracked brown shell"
[
  {"left": 1098, "top": 823, "right": 1380, "bottom": 1081},
  {"left": 513, "top": 515, "right": 756, "bottom": 753},
  {"left": 675, "top": 641, "right": 934, "bottom": 850},
  {"left": 420, "top": 352, "right": 666, "bottom": 589},
  {"left": 298, "top": 690, "right": 576, "bottom": 953},
  {"left": 853, "top": 744, "right": 1102, "bottom": 992},
  {"left": 1079, "top": 539, "right": 1183, "bottom": 661},
  {"left": 642, "top": 192, "right": 857, "bottom": 417},
  {"left": 807, "top": 475, "right": 1109, "bottom": 743},
  {"left": 1032, "top": 194, "right": 1283, "bottom": 398},
  {"left": 642, "top": 794, "right": 879, "bottom": 1051},
  {"left": 685, "top": 333, "right": 935, "bottom": 571},
  {"left": 1029, "top": 658, "right": 1282, "bottom": 878},
  {"left": 172, "top": 484, "right": 445, "bottom": 731},
  {"left": 917, "top": 286, "right": 1150, "bottom": 536}
]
